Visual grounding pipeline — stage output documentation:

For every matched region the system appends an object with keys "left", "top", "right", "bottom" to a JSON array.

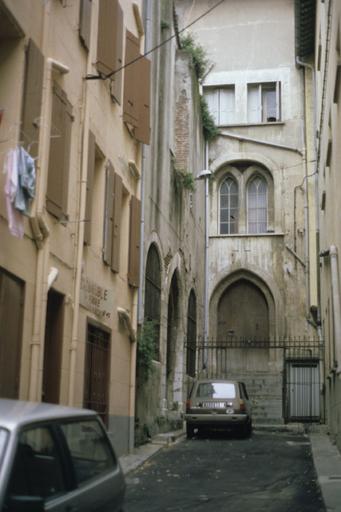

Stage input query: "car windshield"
[
  {"left": 196, "top": 382, "right": 236, "bottom": 399},
  {"left": 0, "top": 428, "right": 8, "bottom": 466}
]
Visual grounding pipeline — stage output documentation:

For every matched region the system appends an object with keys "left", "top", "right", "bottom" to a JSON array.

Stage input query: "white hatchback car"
[
  {"left": 184, "top": 379, "right": 252, "bottom": 438},
  {"left": 0, "top": 400, "right": 126, "bottom": 512}
]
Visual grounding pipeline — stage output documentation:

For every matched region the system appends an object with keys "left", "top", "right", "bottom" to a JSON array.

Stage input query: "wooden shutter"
[
  {"left": 79, "top": 0, "right": 92, "bottom": 50},
  {"left": 128, "top": 196, "right": 141, "bottom": 287},
  {"left": 123, "top": 30, "right": 140, "bottom": 127},
  {"left": 103, "top": 162, "right": 114, "bottom": 265},
  {"left": 84, "top": 130, "right": 96, "bottom": 245},
  {"left": 96, "top": 0, "right": 123, "bottom": 78},
  {"left": 21, "top": 39, "right": 44, "bottom": 159},
  {"left": 46, "top": 83, "right": 73, "bottom": 219},
  {"left": 0, "top": 269, "right": 24, "bottom": 399},
  {"left": 110, "top": 1, "right": 123, "bottom": 104},
  {"left": 111, "top": 172, "right": 122, "bottom": 272},
  {"left": 134, "top": 56, "right": 151, "bottom": 144}
]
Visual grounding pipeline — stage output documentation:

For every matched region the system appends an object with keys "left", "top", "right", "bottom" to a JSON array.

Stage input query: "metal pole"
[{"left": 204, "top": 141, "right": 210, "bottom": 371}]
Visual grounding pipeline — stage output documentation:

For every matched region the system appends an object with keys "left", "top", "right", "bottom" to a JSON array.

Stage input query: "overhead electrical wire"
[{"left": 85, "top": 0, "right": 225, "bottom": 81}]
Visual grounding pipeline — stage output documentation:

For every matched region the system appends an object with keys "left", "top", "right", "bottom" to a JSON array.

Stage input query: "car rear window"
[
  {"left": 196, "top": 382, "right": 236, "bottom": 399},
  {"left": 0, "top": 428, "right": 8, "bottom": 466}
]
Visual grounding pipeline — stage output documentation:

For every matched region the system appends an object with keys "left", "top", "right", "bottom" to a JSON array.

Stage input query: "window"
[
  {"left": 247, "top": 82, "right": 281, "bottom": 123},
  {"left": 21, "top": 39, "right": 44, "bottom": 158},
  {"left": 96, "top": 0, "right": 123, "bottom": 103},
  {"left": 0, "top": 268, "right": 24, "bottom": 399},
  {"left": 61, "top": 419, "right": 116, "bottom": 485},
  {"left": 196, "top": 382, "right": 236, "bottom": 399},
  {"left": 84, "top": 131, "right": 96, "bottom": 246},
  {"left": 247, "top": 177, "right": 268, "bottom": 233},
  {"left": 144, "top": 244, "right": 161, "bottom": 360},
  {"left": 218, "top": 164, "right": 273, "bottom": 235},
  {"left": 186, "top": 290, "right": 197, "bottom": 377},
  {"left": 46, "top": 84, "right": 73, "bottom": 220},
  {"left": 123, "top": 31, "right": 151, "bottom": 144},
  {"left": 84, "top": 324, "right": 110, "bottom": 426},
  {"left": 0, "top": 429, "right": 8, "bottom": 466},
  {"left": 220, "top": 178, "right": 238, "bottom": 234},
  {"left": 6, "top": 427, "right": 66, "bottom": 500},
  {"left": 128, "top": 195, "right": 141, "bottom": 287},
  {"left": 204, "top": 86, "right": 235, "bottom": 125},
  {"left": 103, "top": 162, "right": 123, "bottom": 272},
  {"left": 79, "top": 0, "right": 92, "bottom": 51}
]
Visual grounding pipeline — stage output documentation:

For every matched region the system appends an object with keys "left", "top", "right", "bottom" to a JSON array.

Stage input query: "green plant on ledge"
[
  {"left": 173, "top": 168, "right": 196, "bottom": 194},
  {"left": 200, "top": 96, "right": 219, "bottom": 141},
  {"left": 137, "top": 319, "right": 157, "bottom": 382},
  {"left": 180, "top": 33, "right": 209, "bottom": 82}
]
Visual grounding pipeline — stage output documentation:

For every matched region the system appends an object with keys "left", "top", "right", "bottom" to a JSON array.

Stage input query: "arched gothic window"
[
  {"left": 247, "top": 176, "right": 268, "bottom": 233},
  {"left": 144, "top": 244, "right": 161, "bottom": 360},
  {"left": 220, "top": 178, "right": 238, "bottom": 234},
  {"left": 186, "top": 290, "right": 197, "bottom": 377}
]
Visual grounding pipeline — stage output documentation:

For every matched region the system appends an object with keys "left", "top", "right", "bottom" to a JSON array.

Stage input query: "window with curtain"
[
  {"left": 186, "top": 290, "right": 197, "bottom": 377},
  {"left": 247, "top": 82, "right": 281, "bottom": 123},
  {"left": 247, "top": 177, "right": 268, "bottom": 233},
  {"left": 220, "top": 178, "right": 238, "bottom": 234},
  {"left": 144, "top": 244, "right": 161, "bottom": 360}
]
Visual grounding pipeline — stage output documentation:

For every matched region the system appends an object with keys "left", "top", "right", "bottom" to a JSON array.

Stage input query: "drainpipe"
[
  {"left": 295, "top": 58, "right": 312, "bottom": 318},
  {"left": 196, "top": 143, "right": 211, "bottom": 356},
  {"left": 137, "top": 0, "right": 152, "bottom": 326},
  {"left": 68, "top": 35, "right": 91, "bottom": 408},
  {"left": 321, "top": 247, "right": 341, "bottom": 375},
  {"left": 204, "top": 141, "right": 210, "bottom": 346}
]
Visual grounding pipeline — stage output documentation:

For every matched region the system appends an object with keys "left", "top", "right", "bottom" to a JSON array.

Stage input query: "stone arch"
[
  {"left": 211, "top": 270, "right": 276, "bottom": 373},
  {"left": 210, "top": 269, "right": 276, "bottom": 340},
  {"left": 144, "top": 243, "right": 162, "bottom": 360},
  {"left": 212, "top": 160, "right": 275, "bottom": 235},
  {"left": 165, "top": 269, "right": 181, "bottom": 406}
]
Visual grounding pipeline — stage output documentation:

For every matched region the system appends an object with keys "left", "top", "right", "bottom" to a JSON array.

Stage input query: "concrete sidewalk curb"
[
  {"left": 119, "top": 430, "right": 185, "bottom": 475},
  {"left": 309, "top": 432, "right": 341, "bottom": 512}
]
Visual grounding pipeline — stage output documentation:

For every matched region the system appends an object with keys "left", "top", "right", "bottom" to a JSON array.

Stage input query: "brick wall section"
[
  {"left": 175, "top": 51, "right": 193, "bottom": 171},
  {"left": 175, "top": 89, "right": 190, "bottom": 170}
]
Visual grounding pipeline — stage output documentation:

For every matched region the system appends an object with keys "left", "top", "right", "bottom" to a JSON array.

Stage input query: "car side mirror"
[{"left": 6, "top": 495, "right": 44, "bottom": 512}]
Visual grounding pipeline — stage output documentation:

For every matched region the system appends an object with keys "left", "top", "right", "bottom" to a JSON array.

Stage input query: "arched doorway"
[
  {"left": 144, "top": 244, "right": 161, "bottom": 360},
  {"left": 217, "top": 279, "right": 269, "bottom": 371},
  {"left": 166, "top": 272, "right": 179, "bottom": 405}
]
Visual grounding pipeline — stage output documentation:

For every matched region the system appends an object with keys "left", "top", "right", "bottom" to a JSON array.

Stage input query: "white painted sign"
[{"left": 80, "top": 275, "right": 113, "bottom": 321}]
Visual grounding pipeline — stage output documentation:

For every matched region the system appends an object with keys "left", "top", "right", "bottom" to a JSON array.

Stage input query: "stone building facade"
[
  {"left": 311, "top": 0, "right": 341, "bottom": 451},
  {"left": 177, "top": 0, "right": 319, "bottom": 424},
  {"left": 135, "top": 0, "right": 206, "bottom": 442}
]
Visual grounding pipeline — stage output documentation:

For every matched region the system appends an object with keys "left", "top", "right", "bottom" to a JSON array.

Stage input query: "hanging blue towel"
[{"left": 14, "top": 146, "right": 36, "bottom": 215}]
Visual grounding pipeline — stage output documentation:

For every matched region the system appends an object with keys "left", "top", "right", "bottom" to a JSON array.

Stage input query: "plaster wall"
[
  {"left": 315, "top": 0, "right": 341, "bottom": 450},
  {"left": 0, "top": 0, "right": 144, "bottom": 455}
]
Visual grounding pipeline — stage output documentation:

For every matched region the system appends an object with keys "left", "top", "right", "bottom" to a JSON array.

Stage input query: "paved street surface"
[{"left": 124, "top": 430, "right": 326, "bottom": 512}]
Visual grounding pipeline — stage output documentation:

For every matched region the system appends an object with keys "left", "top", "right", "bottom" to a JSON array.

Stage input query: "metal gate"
[
  {"left": 184, "top": 337, "right": 324, "bottom": 423},
  {"left": 84, "top": 323, "right": 110, "bottom": 426},
  {"left": 285, "top": 360, "right": 320, "bottom": 421}
]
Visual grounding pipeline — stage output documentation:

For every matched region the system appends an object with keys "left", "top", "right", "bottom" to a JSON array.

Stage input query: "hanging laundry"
[
  {"left": 3, "top": 148, "right": 24, "bottom": 238},
  {"left": 14, "top": 146, "right": 36, "bottom": 215},
  {"left": 3, "top": 146, "right": 36, "bottom": 238}
]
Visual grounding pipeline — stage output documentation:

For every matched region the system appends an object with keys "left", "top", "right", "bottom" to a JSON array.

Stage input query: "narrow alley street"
[{"left": 125, "top": 430, "right": 325, "bottom": 512}]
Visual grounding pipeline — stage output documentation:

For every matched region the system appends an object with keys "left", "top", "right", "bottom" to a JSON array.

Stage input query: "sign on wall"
[{"left": 80, "top": 275, "right": 114, "bottom": 321}]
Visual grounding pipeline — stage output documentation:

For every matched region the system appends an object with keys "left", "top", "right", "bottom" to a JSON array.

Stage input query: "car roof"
[
  {"left": 0, "top": 399, "right": 97, "bottom": 431},
  {"left": 194, "top": 379, "right": 241, "bottom": 384}
]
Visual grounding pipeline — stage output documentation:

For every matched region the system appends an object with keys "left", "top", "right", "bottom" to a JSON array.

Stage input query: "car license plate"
[{"left": 202, "top": 401, "right": 225, "bottom": 409}]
